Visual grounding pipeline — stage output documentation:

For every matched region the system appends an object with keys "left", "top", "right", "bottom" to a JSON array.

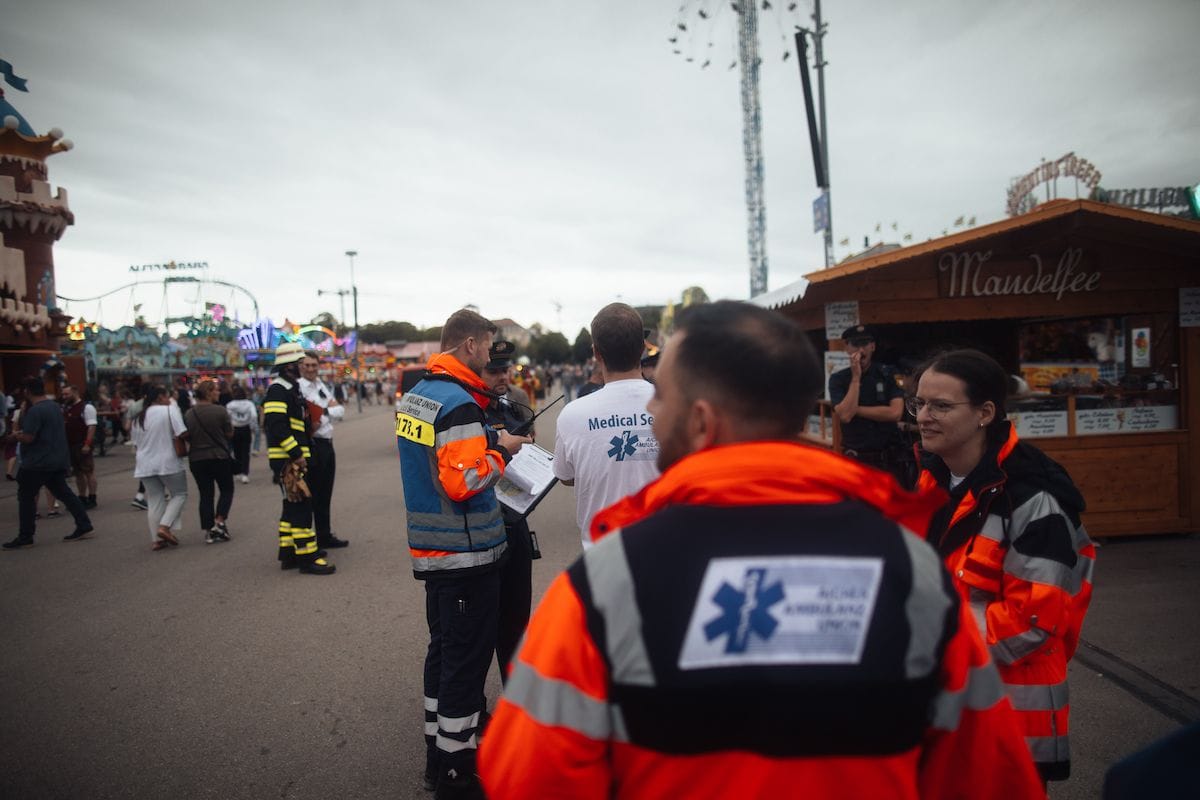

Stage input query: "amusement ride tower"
[{"left": 0, "top": 76, "right": 76, "bottom": 390}]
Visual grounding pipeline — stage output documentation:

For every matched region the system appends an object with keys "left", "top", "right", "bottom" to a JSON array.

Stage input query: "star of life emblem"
[{"left": 679, "top": 556, "right": 884, "bottom": 670}]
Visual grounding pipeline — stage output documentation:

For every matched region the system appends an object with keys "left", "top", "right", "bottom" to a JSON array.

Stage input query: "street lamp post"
[{"left": 345, "top": 250, "right": 361, "bottom": 413}]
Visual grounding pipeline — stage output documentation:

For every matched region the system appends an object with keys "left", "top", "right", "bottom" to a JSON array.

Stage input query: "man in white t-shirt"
[{"left": 553, "top": 303, "right": 659, "bottom": 549}]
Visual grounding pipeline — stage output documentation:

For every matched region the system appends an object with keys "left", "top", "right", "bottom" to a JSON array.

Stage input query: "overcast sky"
[{"left": 5, "top": 0, "right": 1199, "bottom": 339}]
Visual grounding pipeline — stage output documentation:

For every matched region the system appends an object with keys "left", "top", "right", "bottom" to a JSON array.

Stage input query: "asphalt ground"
[{"left": 1, "top": 396, "right": 1196, "bottom": 799}]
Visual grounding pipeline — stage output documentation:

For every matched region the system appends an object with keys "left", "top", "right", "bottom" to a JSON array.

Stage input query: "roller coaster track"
[{"left": 57, "top": 276, "right": 260, "bottom": 323}]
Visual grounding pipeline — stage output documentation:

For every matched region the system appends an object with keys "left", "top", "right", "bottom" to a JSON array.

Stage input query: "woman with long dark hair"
[
  {"left": 911, "top": 349, "right": 1095, "bottom": 785},
  {"left": 184, "top": 380, "right": 235, "bottom": 543},
  {"left": 132, "top": 384, "right": 189, "bottom": 550}
]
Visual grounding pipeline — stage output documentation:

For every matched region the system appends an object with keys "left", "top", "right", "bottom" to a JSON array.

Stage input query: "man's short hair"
[
  {"left": 673, "top": 301, "right": 822, "bottom": 435},
  {"left": 590, "top": 303, "right": 644, "bottom": 373},
  {"left": 441, "top": 309, "right": 497, "bottom": 351},
  {"left": 22, "top": 376, "right": 45, "bottom": 397}
]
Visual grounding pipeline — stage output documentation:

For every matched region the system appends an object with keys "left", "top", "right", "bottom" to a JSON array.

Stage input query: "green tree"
[
  {"left": 571, "top": 328, "right": 593, "bottom": 363},
  {"left": 358, "top": 320, "right": 424, "bottom": 344},
  {"left": 635, "top": 305, "right": 664, "bottom": 338},
  {"left": 310, "top": 311, "right": 341, "bottom": 334},
  {"left": 681, "top": 286, "right": 710, "bottom": 307},
  {"left": 530, "top": 331, "right": 571, "bottom": 364}
]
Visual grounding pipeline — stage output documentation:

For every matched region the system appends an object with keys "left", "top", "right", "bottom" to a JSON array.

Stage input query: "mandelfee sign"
[{"left": 937, "top": 248, "right": 1100, "bottom": 301}]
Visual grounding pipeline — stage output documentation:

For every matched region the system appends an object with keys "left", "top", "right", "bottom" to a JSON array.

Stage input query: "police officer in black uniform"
[
  {"left": 828, "top": 325, "right": 908, "bottom": 485},
  {"left": 481, "top": 341, "right": 538, "bottom": 681}
]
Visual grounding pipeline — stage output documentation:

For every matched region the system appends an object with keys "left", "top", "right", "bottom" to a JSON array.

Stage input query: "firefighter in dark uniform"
[
  {"left": 264, "top": 342, "right": 335, "bottom": 575},
  {"left": 481, "top": 340, "right": 538, "bottom": 681},
  {"left": 828, "top": 325, "right": 909, "bottom": 485}
]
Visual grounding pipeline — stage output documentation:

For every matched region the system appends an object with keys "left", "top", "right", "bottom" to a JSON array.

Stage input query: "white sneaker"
[
  {"left": 239, "top": 474, "right": 250, "bottom": 484},
  {"left": 205, "top": 530, "right": 216, "bottom": 544}
]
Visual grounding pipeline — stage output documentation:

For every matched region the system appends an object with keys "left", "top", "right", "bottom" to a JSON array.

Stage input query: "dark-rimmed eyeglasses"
[{"left": 905, "top": 397, "right": 974, "bottom": 418}]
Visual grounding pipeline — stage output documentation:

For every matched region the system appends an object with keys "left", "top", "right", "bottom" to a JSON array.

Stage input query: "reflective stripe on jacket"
[
  {"left": 397, "top": 353, "right": 507, "bottom": 578},
  {"left": 480, "top": 441, "right": 1045, "bottom": 800},
  {"left": 263, "top": 377, "right": 311, "bottom": 461},
  {"left": 917, "top": 421, "right": 1094, "bottom": 781}
]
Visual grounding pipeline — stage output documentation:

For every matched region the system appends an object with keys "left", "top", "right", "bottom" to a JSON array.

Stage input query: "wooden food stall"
[{"left": 761, "top": 199, "right": 1200, "bottom": 537}]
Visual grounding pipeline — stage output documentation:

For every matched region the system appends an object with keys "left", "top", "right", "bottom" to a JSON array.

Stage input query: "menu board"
[
  {"left": 1009, "top": 411, "right": 1069, "bottom": 439},
  {"left": 1181, "top": 287, "right": 1200, "bottom": 327},
  {"left": 1075, "top": 405, "right": 1179, "bottom": 435},
  {"left": 823, "top": 350, "right": 850, "bottom": 400},
  {"left": 824, "top": 301, "right": 859, "bottom": 341}
]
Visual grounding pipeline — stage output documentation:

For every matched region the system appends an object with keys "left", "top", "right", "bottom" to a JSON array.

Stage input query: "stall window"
[{"left": 1013, "top": 315, "right": 1180, "bottom": 436}]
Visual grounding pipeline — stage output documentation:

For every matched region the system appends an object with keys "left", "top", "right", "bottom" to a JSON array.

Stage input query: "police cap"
[
  {"left": 840, "top": 324, "right": 877, "bottom": 345},
  {"left": 486, "top": 340, "right": 516, "bottom": 371}
]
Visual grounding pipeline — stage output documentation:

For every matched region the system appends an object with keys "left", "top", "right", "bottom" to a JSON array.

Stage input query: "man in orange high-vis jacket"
[
  {"left": 479, "top": 301, "right": 1045, "bottom": 800},
  {"left": 397, "top": 308, "right": 530, "bottom": 800}
]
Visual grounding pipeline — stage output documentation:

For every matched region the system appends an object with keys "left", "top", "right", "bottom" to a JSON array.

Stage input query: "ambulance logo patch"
[
  {"left": 704, "top": 568, "right": 784, "bottom": 653},
  {"left": 679, "top": 556, "right": 884, "bottom": 669}
]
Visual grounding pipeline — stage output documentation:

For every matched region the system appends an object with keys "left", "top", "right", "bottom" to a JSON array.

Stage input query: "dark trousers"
[
  {"left": 231, "top": 426, "right": 252, "bottom": 476},
  {"left": 496, "top": 516, "right": 533, "bottom": 681},
  {"left": 189, "top": 458, "right": 235, "bottom": 530},
  {"left": 308, "top": 438, "right": 336, "bottom": 540},
  {"left": 423, "top": 570, "right": 500, "bottom": 775},
  {"left": 271, "top": 461, "right": 316, "bottom": 563},
  {"left": 16, "top": 468, "right": 91, "bottom": 539}
]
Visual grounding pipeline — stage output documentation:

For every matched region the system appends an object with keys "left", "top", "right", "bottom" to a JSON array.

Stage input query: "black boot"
[
  {"left": 299, "top": 556, "right": 336, "bottom": 575},
  {"left": 434, "top": 768, "right": 484, "bottom": 800}
]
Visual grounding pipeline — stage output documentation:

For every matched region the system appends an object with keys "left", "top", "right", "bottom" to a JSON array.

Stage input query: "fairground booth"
[{"left": 757, "top": 199, "right": 1200, "bottom": 537}]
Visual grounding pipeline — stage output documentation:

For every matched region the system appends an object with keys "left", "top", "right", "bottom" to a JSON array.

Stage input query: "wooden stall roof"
[{"left": 804, "top": 199, "right": 1200, "bottom": 285}]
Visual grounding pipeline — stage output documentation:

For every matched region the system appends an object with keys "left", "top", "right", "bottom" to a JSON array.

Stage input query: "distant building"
[{"left": 492, "top": 318, "right": 531, "bottom": 348}]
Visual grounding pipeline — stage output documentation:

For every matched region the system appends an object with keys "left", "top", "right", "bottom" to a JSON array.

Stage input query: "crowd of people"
[
  {"left": 5, "top": 298, "right": 1110, "bottom": 799},
  {"left": 392, "top": 301, "right": 1097, "bottom": 800}
]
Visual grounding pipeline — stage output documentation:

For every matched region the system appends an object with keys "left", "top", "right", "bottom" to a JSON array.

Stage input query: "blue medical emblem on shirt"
[
  {"left": 703, "top": 567, "right": 785, "bottom": 653},
  {"left": 607, "top": 431, "right": 639, "bottom": 461}
]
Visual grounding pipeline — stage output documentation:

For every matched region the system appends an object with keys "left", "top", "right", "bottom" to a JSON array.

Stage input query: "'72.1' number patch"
[{"left": 395, "top": 413, "right": 435, "bottom": 446}]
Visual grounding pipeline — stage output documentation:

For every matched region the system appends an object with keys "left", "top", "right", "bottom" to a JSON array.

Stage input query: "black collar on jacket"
[{"left": 920, "top": 423, "right": 1012, "bottom": 557}]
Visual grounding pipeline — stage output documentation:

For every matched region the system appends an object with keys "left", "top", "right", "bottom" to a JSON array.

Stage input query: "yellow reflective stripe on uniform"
[
  {"left": 289, "top": 419, "right": 306, "bottom": 431},
  {"left": 263, "top": 402, "right": 289, "bottom": 414},
  {"left": 279, "top": 436, "right": 298, "bottom": 451}
]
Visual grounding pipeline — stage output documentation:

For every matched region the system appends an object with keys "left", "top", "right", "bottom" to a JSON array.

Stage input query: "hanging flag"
[
  {"left": 838, "top": 237, "right": 850, "bottom": 246},
  {"left": 0, "top": 59, "right": 29, "bottom": 92},
  {"left": 954, "top": 215, "right": 965, "bottom": 226},
  {"left": 968, "top": 215, "right": 976, "bottom": 226},
  {"left": 903, "top": 233, "right": 913, "bottom": 242},
  {"left": 891, "top": 221, "right": 898, "bottom": 230},
  {"left": 874, "top": 222, "right": 881, "bottom": 233}
]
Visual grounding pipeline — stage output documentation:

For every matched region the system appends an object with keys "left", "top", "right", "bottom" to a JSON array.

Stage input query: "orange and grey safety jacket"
[
  {"left": 397, "top": 353, "right": 509, "bottom": 578},
  {"left": 480, "top": 441, "right": 1045, "bottom": 800},
  {"left": 264, "top": 376, "right": 311, "bottom": 463},
  {"left": 917, "top": 421, "right": 1094, "bottom": 783}
]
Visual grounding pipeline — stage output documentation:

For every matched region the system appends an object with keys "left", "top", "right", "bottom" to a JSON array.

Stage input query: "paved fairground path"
[{"left": 2, "top": 392, "right": 1197, "bottom": 799}]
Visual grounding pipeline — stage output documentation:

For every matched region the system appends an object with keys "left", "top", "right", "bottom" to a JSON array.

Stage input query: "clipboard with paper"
[{"left": 495, "top": 443, "right": 558, "bottom": 518}]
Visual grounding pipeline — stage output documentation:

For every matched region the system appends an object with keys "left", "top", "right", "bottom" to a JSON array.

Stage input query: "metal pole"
[
  {"left": 813, "top": 0, "right": 833, "bottom": 268},
  {"left": 346, "top": 250, "right": 361, "bottom": 413}
]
